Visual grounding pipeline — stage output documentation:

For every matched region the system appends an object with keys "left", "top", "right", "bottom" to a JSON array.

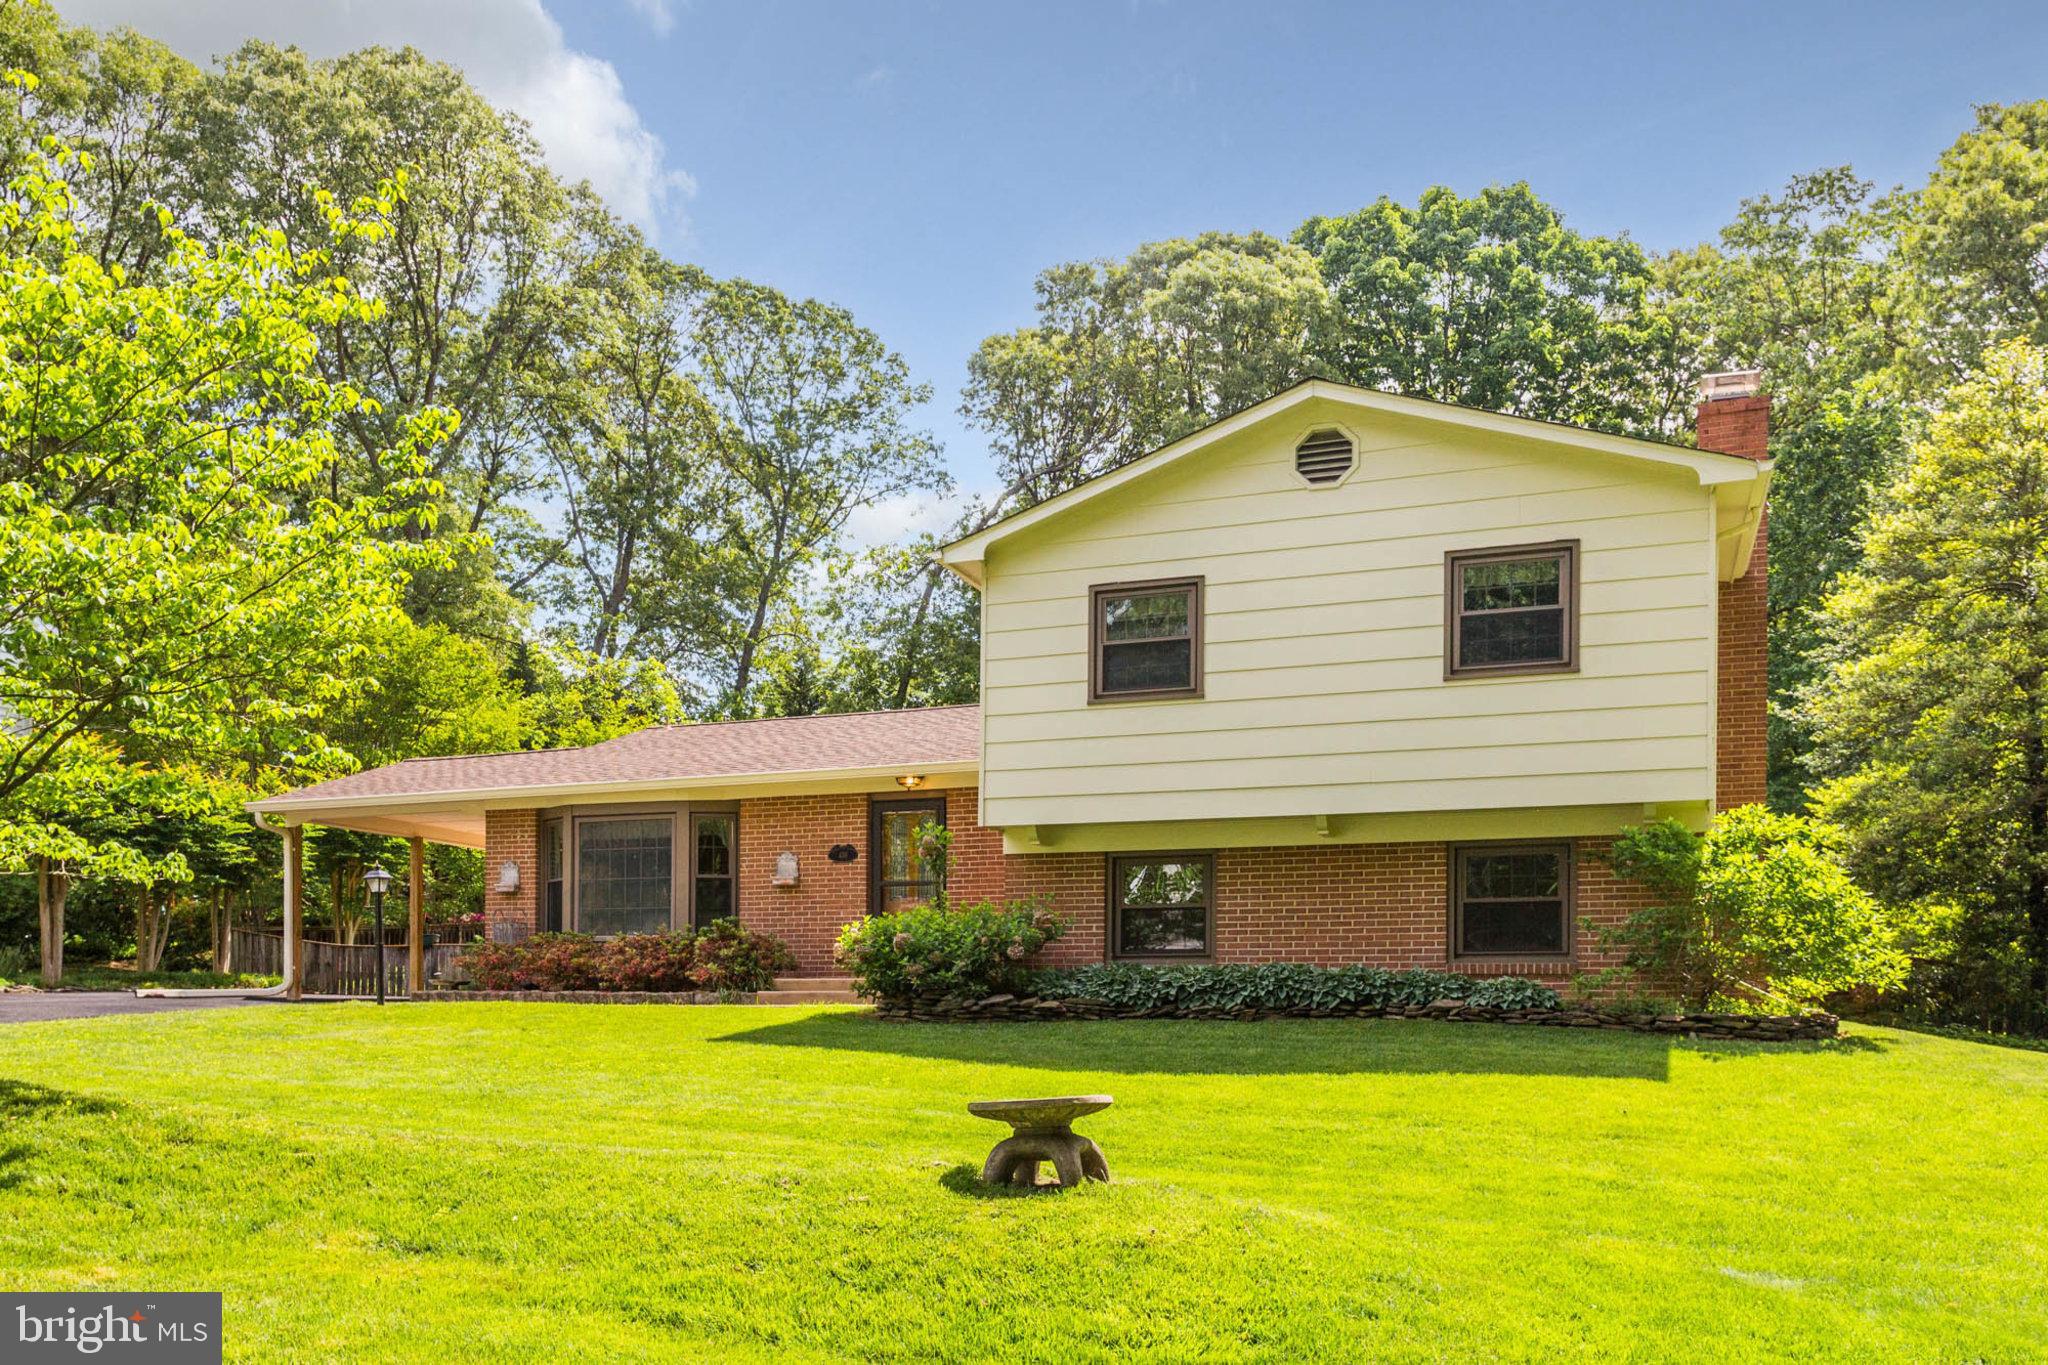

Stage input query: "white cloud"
[
  {"left": 844, "top": 488, "right": 975, "bottom": 551},
  {"left": 624, "top": 0, "right": 675, "bottom": 37},
  {"left": 57, "top": 0, "right": 691, "bottom": 234}
]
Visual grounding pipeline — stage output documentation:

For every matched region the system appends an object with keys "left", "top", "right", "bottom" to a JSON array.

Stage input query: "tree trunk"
[
  {"left": 136, "top": 890, "right": 161, "bottom": 972},
  {"left": 211, "top": 887, "right": 231, "bottom": 974},
  {"left": 37, "top": 857, "right": 66, "bottom": 986},
  {"left": 2024, "top": 706, "right": 2048, "bottom": 1029}
]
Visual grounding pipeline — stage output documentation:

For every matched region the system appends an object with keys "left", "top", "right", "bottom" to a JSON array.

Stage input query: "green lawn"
[
  {"left": 1, "top": 1006, "right": 2042, "bottom": 1362},
  {"left": 0, "top": 964, "right": 281, "bottom": 991}
]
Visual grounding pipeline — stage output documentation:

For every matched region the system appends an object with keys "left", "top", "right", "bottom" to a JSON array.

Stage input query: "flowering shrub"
[
  {"left": 1032, "top": 962, "right": 1563, "bottom": 1013},
  {"left": 598, "top": 931, "right": 700, "bottom": 991},
  {"left": 458, "top": 921, "right": 795, "bottom": 993},
  {"left": 836, "top": 899, "right": 1066, "bottom": 1002}
]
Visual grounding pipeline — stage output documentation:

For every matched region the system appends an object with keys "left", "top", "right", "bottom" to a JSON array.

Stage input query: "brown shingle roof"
[{"left": 256, "top": 705, "right": 980, "bottom": 808}]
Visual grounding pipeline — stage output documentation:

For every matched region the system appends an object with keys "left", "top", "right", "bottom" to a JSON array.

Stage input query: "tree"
[
  {"left": 528, "top": 228, "right": 719, "bottom": 667},
  {"left": 0, "top": 138, "right": 453, "bottom": 802},
  {"left": 1604, "top": 808, "right": 1903, "bottom": 1010},
  {"left": 1295, "top": 183, "right": 1683, "bottom": 437},
  {"left": 962, "top": 232, "right": 1326, "bottom": 514},
  {"left": 691, "top": 279, "right": 945, "bottom": 709},
  {"left": 1801, "top": 341, "right": 2048, "bottom": 1030},
  {"left": 186, "top": 41, "right": 580, "bottom": 641},
  {"left": 0, "top": 742, "right": 245, "bottom": 981},
  {"left": 511, "top": 642, "right": 685, "bottom": 750},
  {"left": 1894, "top": 101, "right": 2048, "bottom": 391}
]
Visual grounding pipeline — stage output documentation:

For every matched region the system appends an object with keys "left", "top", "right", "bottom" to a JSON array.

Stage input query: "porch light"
[
  {"left": 362, "top": 865, "right": 394, "bottom": 896},
  {"left": 897, "top": 774, "right": 925, "bottom": 789}
]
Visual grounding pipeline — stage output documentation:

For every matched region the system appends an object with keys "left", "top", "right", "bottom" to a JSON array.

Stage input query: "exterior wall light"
[{"left": 897, "top": 774, "right": 925, "bottom": 789}]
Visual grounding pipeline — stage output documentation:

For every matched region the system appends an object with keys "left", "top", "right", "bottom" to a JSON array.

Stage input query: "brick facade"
[
  {"left": 1700, "top": 391, "right": 1771, "bottom": 810},
  {"left": 485, "top": 789, "right": 1655, "bottom": 980},
  {"left": 482, "top": 807, "right": 538, "bottom": 943}
]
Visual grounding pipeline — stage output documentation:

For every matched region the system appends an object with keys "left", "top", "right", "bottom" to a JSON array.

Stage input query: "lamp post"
[{"left": 363, "top": 864, "right": 393, "bottom": 1005}]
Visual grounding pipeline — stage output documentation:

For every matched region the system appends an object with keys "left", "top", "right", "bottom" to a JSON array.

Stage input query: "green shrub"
[
  {"left": 835, "top": 899, "right": 1065, "bottom": 1001},
  {"left": 458, "top": 921, "right": 795, "bottom": 993},
  {"left": 691, "top": 917, "right": 797, "bottom": 992},
  {"left": 1604, "top": 806, "right": 1907, "bottom": 1011},
  {"left": 1032, "top": 962, "right": 1562, "bottom": 1013}
]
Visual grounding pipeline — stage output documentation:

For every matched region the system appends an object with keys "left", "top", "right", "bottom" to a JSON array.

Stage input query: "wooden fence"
[{"left": 230, "top": 928, "right": 470, "bottom": 998}]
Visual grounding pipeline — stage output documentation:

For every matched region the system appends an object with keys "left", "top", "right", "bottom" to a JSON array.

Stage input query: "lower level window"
[
  {"left": 576, "top": 816, "right": 674, "bottom": 936},
  {"left": 1452, "top": 843, "right": 1571, "bottom": 957},
  {"left": 1111, "top": 854, "right": 1213, "bottom": 958}
]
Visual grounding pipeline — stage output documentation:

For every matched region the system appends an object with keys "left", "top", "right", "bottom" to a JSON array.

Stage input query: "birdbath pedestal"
[{"left": 968, "top": 1095, "right": 1112, "bottom": 1188}]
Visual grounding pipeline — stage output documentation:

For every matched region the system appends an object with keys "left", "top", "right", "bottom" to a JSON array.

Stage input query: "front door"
[{"left": 869, "top": 796, "right": 946, "bottom": 914}]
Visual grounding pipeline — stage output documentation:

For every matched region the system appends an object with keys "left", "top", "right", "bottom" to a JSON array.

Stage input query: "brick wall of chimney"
[{"left": 1699, "top": 391, "right": 1771, "bottom": 810}]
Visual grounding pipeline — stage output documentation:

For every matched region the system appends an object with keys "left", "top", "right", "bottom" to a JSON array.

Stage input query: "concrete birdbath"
[{"left": 968, "top": 1095, "right": 1112, "bottom": 1188}]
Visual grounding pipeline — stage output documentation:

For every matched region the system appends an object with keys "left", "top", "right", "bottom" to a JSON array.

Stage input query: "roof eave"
[
  {"left": 936, "top": 379, "right": 1767, "bottom": 575},
  {"left": 244, "top": 758, "right": 982, "bottom": 820}
]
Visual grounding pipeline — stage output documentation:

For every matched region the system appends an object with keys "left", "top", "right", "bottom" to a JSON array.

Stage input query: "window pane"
[
  {"left": 1119, "top": 858, "right": 1208, "bottom": 906},
  {"left": 879, "top": 881, "right": 933, "bottom": 913},
  {"left": 1102, "top": 639, "right": 1193, "bottom": 693},
  {"left": 1118, "top": 905, "right": 1208, "bottom": 955},
  {"left": 543, "top": 821, "right": 563, "bottom": 880},
  {"left": 576, "top": 817, "right": 672, "bottom": 937},
  {"left": 1460, "top": 900, "right": 1566, "bottom": 955},
  {"left": 1462, "top": 557, "right": 1561, "bottom": 612},
  {"left": 695, "top": 816, "right": 733, "bottom": 877},
  {"left": 1460, "top": 608, "right": 1564, "bottom": 667},
  {"left": 693, "top": 877, "right": 732, "bottom": 922},
  {"left": 1462, "top": 851, "right": 1562, "bottom": 900},
  {"left": 879, "top": 811, "right": 926, "bottom": 883},
  {"left": 1102, "top": 589, "right": 1190, "bottom": 643}
]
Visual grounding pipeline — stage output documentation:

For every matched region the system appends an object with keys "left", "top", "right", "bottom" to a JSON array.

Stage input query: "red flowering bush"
[
  {"left": 599, "top": 931, "right": 700, "bottom": 990},
  {"left": 458, "top": 922, "right": 796, "bottom": 993}
]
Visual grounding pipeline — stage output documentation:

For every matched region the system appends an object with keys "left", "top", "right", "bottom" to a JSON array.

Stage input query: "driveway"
[{"left": 0, "top": 992, "right": 279, "bottom": 1024}]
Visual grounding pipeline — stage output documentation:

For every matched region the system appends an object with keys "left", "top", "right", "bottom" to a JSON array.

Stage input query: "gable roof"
[
  {"left": 248, "top": 705, "right": 981, "bottom": 830},
  {"left": 939, "top": 378, "right": 1772, "bottom": 587}
]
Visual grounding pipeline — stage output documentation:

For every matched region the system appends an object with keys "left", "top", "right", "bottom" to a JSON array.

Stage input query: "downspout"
[{"left": 135, "top": 811, "right": 297, "bottom": 999}]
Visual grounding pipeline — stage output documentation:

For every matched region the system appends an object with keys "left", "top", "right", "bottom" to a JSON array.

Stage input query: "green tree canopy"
[
  {"left": 0, "top": 141, "right": 453, "bottom": 802},
  {"left": 1295, "top": 183, "right": 1683, "bottom": 436},
  {"left": 1802, "top": 340, "right": 2048, "bottom": 1029}
]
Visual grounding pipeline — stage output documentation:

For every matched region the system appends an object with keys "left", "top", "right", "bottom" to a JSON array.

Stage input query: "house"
[{"left": 248, "top": 374, "right": 1771, "bottom": 990}]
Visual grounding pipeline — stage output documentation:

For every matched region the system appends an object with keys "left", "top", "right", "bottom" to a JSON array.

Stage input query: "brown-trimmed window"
[
  {"left": 1445, "top": 542, "right": 1577, "bottom": 677},
  {"left": 1090, "top": 577, "right": 1202, "bottom": 702},
  {"left": 575, "top": 815, "right": 675, "bottom": 937},
  {"left": 870, "top": 796, "right": 946, "bottom": 914},
  {"left": 1451, "top": 843, "right": 1572, "bottom": 958},
  {"left": 690, "top": 812, "right": 737, "bottom": 929},
  {"left": 541, "top": 818, "right": 565, "bottom": 932},
  {"left": 1110, "top": 853, "right": 1213, "bottom": 959}
]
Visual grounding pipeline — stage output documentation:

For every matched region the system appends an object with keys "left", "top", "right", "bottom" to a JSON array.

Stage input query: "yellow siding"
[{"left": 977, "top": 399, "right": 1718, "bottom": 832}]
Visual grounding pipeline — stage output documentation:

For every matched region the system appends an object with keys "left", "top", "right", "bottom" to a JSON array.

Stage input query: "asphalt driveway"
[{"left": 0, "top": 992, "right": 279, "bottom": 1024}]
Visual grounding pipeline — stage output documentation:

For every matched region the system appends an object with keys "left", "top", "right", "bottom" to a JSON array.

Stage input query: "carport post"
[
  {"left": 284, "top": 823, "right": 305, "bottom": 1001},
  {"left": 408, "top": 836, "right": 425, "bottom": 997}
]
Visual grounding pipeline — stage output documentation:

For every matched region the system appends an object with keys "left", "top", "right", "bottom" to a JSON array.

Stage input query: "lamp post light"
[{"left": 363, "top": 864, "right": 394, "bottom": 1005}]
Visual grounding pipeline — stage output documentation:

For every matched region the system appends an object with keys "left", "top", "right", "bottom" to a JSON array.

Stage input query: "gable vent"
[{"left": 1294, "top": 428, "right": 1355, "bottom": 485}]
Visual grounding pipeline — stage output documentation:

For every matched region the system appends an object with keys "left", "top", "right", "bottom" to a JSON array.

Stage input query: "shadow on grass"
[
  {"left": 713, "top": 1013, "right": 1673, "bottom": 1081},
  {"left": 0, "top": 1078, "right": 118, "bottom": 1119},
  {"left": 0, "top": 1079, "right": 120, "bottom": 1191},
  {"left": 1677, "top": 1033, "right": 1889, "bottom": 1062},
  {"left": 937, "top": 1163, "right": 1058, "bottom": 1200}
]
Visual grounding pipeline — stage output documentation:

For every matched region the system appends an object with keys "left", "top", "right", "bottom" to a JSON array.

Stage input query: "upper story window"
[
  {"left": 1445, "top": 541, "right": 1578, "bottom": 678},
  {"left": 1090, "top": 577, "right": 1203, "bottom": 703}
]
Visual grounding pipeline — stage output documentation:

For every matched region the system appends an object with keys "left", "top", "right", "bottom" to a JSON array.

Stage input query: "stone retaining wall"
[{"left": 874, "top": 993, "right": 1838, "bottom": 1041}]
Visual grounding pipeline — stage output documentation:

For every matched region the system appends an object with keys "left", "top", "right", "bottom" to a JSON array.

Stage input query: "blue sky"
[
  {"left": 554, "top": 0, "right": 2039, "bottom": 503},
  {"left": 68, "top": 0, "right": 2047, "bottom": 526}
]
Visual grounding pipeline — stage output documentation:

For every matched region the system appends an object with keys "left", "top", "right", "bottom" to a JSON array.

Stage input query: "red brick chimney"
[{"left": 1698, "top": 370, "right": 1769, "bottom": 811}]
